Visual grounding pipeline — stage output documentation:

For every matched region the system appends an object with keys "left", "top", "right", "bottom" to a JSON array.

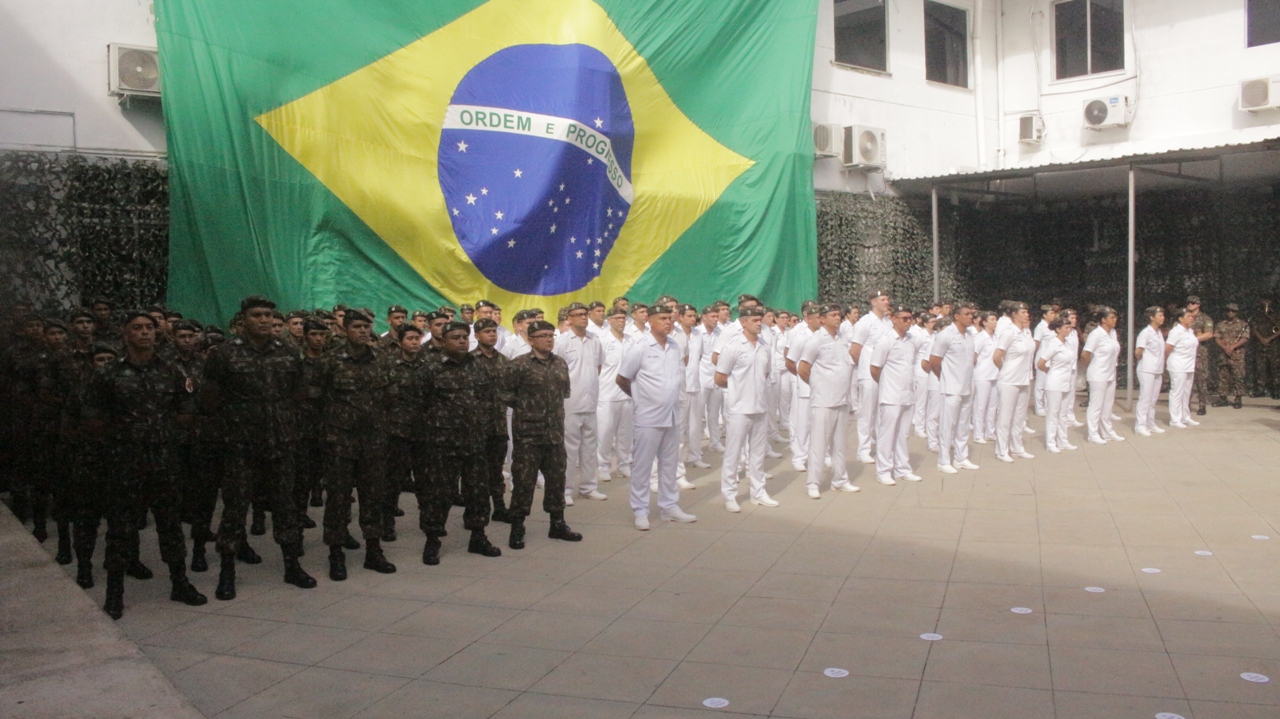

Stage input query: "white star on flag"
[
  {"left": 456, "top": 140, "right": 468, "bottom": 152},
  {"left": 594, "top": 248, "right": 601, "bottom": 256},
  {"left": 606, "top": 208, "right": 612, "bottom": 217},
  {"left": 490, "top": 227, "right": 498, "bottom": 235},
  {"left": 549, "top": 224, "right": 556, "bottom": 233},
  {"left": 452, "top": 208, "right": 459, "bottom": 216},
  {"left": 564, "top": 197, "right": 570, "bottom": 204},
  {"left": 569, "top": 237, "right": 576, "bottom": 243},
  {"left": 495, "top": 211, "right": 504, "bottom": 219},
  {"left": 593, "top": 262, "right": 599, "bottom": 269},
  {"left": 594, "top": 117, "right": 603, "bottom": 128},
  {"left": 587, "top": 159, "right": 593, "bottom": 165},
  {"left": 608, "top": 223, "right": 614, "bottom": 230},
  {"left": 559, "top": 183, "right": 565, "bottom": 191},
  {"left": 507, "top": 240, "right": 516, "bottom": 248},
  {"left": 480, "top": 187, "right": 488, "bottom": 195},
  {"left": 513, "top": 169, "right": 522, "bottom": 178},
  {"left": 548, "top": 200, "right": 554, "bottom": 207},
  {"left": 576, "top": 251, "right": 583, "bottom": 258},
  {"left": 465, "top": 194, "right": 477, "bottom": 205}
]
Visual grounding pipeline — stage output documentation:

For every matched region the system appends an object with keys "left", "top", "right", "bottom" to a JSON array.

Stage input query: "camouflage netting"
[{"left": 0, "top": 151, "right": 168, "bottom": 312}]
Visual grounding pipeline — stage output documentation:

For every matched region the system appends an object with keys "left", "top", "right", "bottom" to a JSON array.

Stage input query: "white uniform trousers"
[
  {"left": 1169, "top": 371, "right": 1193, "bottom": 425},
  {"left": 856, "top": 378, "right": 880, "bottom": 458},
  {"left": 875, "top": 403, "right": 913, "bottom": 479},
  {"left": 995, "top": 384, "right": 1030, "bottom": 457},
  {"left": 808, "top": 405, "right": 851, "bottom": 489},
  {"left": 597, "top": 399, "right": 634, "bottom": 477},
  {"left": 972, "top": 379, "right": 997, "bottom": 440},
  {"left": 703, "top": 386, "right": 725, "bottom": 451},
  {"left": 788, "top": 386, "right": 812, "bottom": 468},
  {"left": 720, "top": 412, "right": 768, "bottom": 502},
  {"left": 778, "top": 372, "right": 793, "bottom": 431},
  {"left": 937, "top": 393, "right": 972, "bottom": 467},
  {"left": 912, "top": 371, "right": 930, "bottom": 434},
  {"left": 766, "top": 380, "right": 782, "bottom": 442},
  {"left": 1135, "top": 371, "right": 1161, "bottom": 432},
  {"left": 630, "top": 425, "right": 680, "bottom": 515},
  {"left": 1086, "top": 380, "right": 1117, "bottom": 441},
  {"left": 924, "top": 389, "right": 941, "bottom": 452},
  {"left": 674, "top": 390, "right": 694, "bottom": 479},
  {"left": 1034, "top": 369, "right": 1048, "bottom": 415},
  {"left": 1045, "top": 390, "right": 1070, "bottom": 450},
  {"left": 686, "top": 387, "right": 707, "bottom": 463},
  {"left": 564, "top": 412, "right": 599, "bottom": 497}
]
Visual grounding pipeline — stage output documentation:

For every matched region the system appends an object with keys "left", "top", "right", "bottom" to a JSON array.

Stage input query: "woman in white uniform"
[
  {"left": 1081, "top": 307, "right": 1123, "bottom": 444},
  {"left": 992, "top": 302, "right": 1035, "bottom": 462},
  {"left": 971, "top": 311, "right": 999, "bottom": 443},
  {"left": 1063, "top": 310, "right": 1084, "bottom": 427},
  {"left": 1133, "top": 306, "right": 1167, "bottom": 436},
  {"left": 1165, "top": 308, "right": 1200, "bottom": 428},
  {"left": 1036, "top": 317, "right": 1077, "bottom": 453}
]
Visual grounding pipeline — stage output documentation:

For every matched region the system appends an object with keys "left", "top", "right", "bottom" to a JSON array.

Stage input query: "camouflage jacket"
[
  {"left": 298, "top": 353, "right": 327, "bottom": 440},
  {"left": 502, "top": 351, "right": 571, "bottom": 444},
  {"left": 383, "top": 350, "right": 428, "bottom": 439},
  {"left": 419, "top": 351, "right": 492, "bottom": 454},
  {"left": 316, "top": 343, "right": 392, "bottom": 456},
  {"left": 82, "top": 353, "right": 195, "bottom": 445},
  {"left": 1216, "top": 317, "right": 1249, "bottom": 352},
  {"left": 202, "top": 335, "right": 303, "bottom": 449},
  {"left": 37, "top": 346, "right": 94, "bottom": 435},
  {"left": 1191, "top": 313, "right": 1214, "bottom": 358},
  {"left": 0, "top": 338, "right": 46, "bottom": 426},
  {"left": 470, "top": 347, "right": 510, "bottom": 437}
]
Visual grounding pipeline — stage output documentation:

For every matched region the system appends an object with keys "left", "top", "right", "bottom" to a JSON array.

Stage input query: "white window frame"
[{"left": 1049, "top": 0, "right": 1128, "bottom": 83}]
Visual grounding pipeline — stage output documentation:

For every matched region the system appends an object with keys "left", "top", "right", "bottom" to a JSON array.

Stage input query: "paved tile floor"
[{"left": 49, "top": 398, "right": 1280, "bottom": 718}]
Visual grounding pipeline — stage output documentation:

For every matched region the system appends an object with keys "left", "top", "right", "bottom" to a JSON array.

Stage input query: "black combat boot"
[
  {"left": 329, "top": 546, "right": 347, "bottom": 581},
  {"left": 250, "top": 507, "right": 266, "bottom": 536},
  {"left": 508, "top": 518, "right": 526, "bottom": 550},
  {"left": 491, "top": 497, "right": 511, "bottom": 524},
  {"left": 363, "top": 538, "right": 396, "bottom": 573},
  {"left": 282, "top": 544, "right": 317, "bottom": 589},
  {"left": 1213, "top": 396, "right": 1230, "bottom": 407},
  {"left": 1234, "top": 396, "right": 1244, "bottom": 409},
  {"left": 76, "top": 559, "right": 94, "bottom": 589},
  {"left": 422, "top": 535, "right": 441, "bottom": 565},
  {"left": 468, "top": 529, "right": 502, "bottom": 557},
  {"left": 103, "top": 570, "right": 125, "bottom": 620},
  {"left": 125, "top": 559, "right": 154, "bottom": 580},
  {"left": 298, "top": 513, "right": 316, "bottom": 529},
  {"left": 236, "top": 540, "right": 263, "bottom": 564},
  {"left": 393, "top": 506, "right": 405, "bottom": 517},
  {"left": 32, "top": 517, "right": 48, "bottom": 543},
  {"left": 215, "top": 554, "right": 237, "bottom": 600},
  {"left": 548, "top": 511, "right": 583, "bottom": 542},
  {"left": 383, "top": 520, "right": 397, "bottom": 543},
  {"left": 1197, "top": 404, "right": 1207, "bottom": 416},
  {"left": 309, "top": 488, "right": 324, "bottom": 507},
  {"left": 190, "top": 541, "right": 208, "bottom": 573},
  {"left": 342, "top": 533, "right": 361, "bottom": 550},
  {"left": 169, "top": 561, "right": 208, "bottom": 606},
  {"left": 55, "top": 521, "right": 72, "bottom": 564}
]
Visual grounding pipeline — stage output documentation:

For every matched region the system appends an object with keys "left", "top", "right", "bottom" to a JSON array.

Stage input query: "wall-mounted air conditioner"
[
  {"left": 843, "top": 125, "right": 886, "bottom": 168},
  {"left": 812, "top": 123, "right": 844, "bottom": 158},
  {"left": 109, "top": 43, "right": 162, "bottom": 97},
  {"left": 1018, "top": 113, "right": 1045, "bottom": 145},
  {"left": 1083, "top": 95, "right": 1132, "bottom": 130},
  {"left": 1240, "top": 76, "right": 1280, "bottom": 112}
]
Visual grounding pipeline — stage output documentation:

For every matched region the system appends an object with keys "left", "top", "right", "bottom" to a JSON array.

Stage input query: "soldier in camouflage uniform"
[
  {"left": 90, "top": 298, "right": 123, "bottom": 349},
  {"left": 470, "top": 318, "right": 512, "bottom": 522},
  {"left": 1252, "top": 297, "right": 1280, "bottom": 399},
  {"left": 1, "top": 313, "right": 48, "bottom": 524},
  {"left": 382, "top": 323, "right": 427, "bottom": 542},
  {"left": 167, "top": 319, "right": 221, "bottom": 572},
  {"left": 202, "top": 296, "right": 316, "bottom": 600},
  {"left": 70, "top": 343, "right": 119, "bottom": 589},
  {"left": 29, "top": 318, "right": 69, "bottom": 549},
  {"left": 81, "top": 310, "right": 207, "bottom": 620},
  {"left": 41, "top": 311, "right": 96, "bottom": 564},
  {"left": 1187, "top": 296, "right": 1214, "bottom": 416},
  {"left": 296, "top": 318, "right": 330, "bottom": 518},
  {"left": 379, "top": 305, "right": 409, "bottom": 350},
  {"left": 315, "top": 309, "right": 397, "bottom": 580},
  {"left": 417, "top": 321, "right": 502, "bottom": 565},
  {"left": 1214, "top": 304, "right": 1249, "bottom": 409},
  {"left": 501, "top": 320, "right": 583, "bottom": 550}
]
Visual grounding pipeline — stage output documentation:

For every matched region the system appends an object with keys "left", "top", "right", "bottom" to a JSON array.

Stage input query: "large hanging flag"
[{"left": 159, "top": 0, "right": 818, "bottom": 324}]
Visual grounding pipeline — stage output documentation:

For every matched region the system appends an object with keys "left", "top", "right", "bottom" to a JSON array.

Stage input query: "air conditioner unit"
[
  {"left": 812, "top": 123, "right": 844, "bottom": 158},
  {"left": 1082, "top": 95, "right": 1131, "bottom": 130},
  {"left": 1018, "top": 113, "right": 1045, "bottom": 145},
  {"left": 843, "top": 125, "right": 886, "bottom": 168},
  {"left": 1240, "top": 76, "right": 1280, "bottom": 112},
  {"left": 108, "top": 43, "right": 162, "bottom": 97}
]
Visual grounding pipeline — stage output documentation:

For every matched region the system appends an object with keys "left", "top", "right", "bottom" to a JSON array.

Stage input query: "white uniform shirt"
[
  {"left": 679, "top": 325, "right": 700, "bottom": 393},
  {"left": 554, "top": 330, "right": 603, "bottom": 414},
  {"left": 618, "top": 332, "right": 683, "bottom": 428},
  {"left": 693, "top": 323, "right": 720, "bottom": 390},
  {"left": 973, "top": 331, "right": 999, "bottom": 382},
  {"left": 1136, "top": 326, "right": 1166, "bottom": 375},
  {"left": 915, "top": 333, "right": 939, "bottom": 392},
  {"left": 1041, "top": 335, "right": 1075, "bottom": 391},
  {"left": 501, "top": 333, "right": 530, "bottom": 360},
  {"left": 715, "top": 333, "right": 770, "bottom": 415},
  {"left": 1083, "top": 326, "right": 1120, "bottom": 383},
  {"left": 1067, "top": 329, "right": 1080, "bottom": 370},
  {"left": 851, "top": 312, "right": 893, "bottom": 381},
  {"left": 624, "top": 322, "right": 646, "bottom": 339},
  {"left": 930, "top": 324, "right": 975, "bottom": 395},
  {"left": 798, "top": 327, "right": 853, "bottom": 409},
  {"left": 1165, "top": 324, "right": 1198, "bottom": 372},
  {"left": 838, "top": 318, "right": 856, "bottom": 342},
  {"left": 711, "top": 319, "right": 742, "bottom": 357},
  {"left": 869, "top": 331, "right": 917, "bottom": 406},
  {"left": 995, "top": 327, "right": 1035, "bottom": 386},
  {"left": 785, "top": 323, "right": 816, "bottom": 398},
  {"left": 597, "top": 330, "right": 630, "bottom": 403},
  {"left": 585, "top": 319, "right": 604, "bottom": 337}
]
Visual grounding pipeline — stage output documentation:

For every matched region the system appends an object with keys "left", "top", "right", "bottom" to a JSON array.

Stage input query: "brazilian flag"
[{"left": 159, "top": 0, "right": 818, "bottom": 324}]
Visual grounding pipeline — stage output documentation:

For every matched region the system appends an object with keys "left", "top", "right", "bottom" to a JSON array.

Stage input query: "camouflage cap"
[{"left": 240, "top": 295, "right": 276, "bottom": 312}]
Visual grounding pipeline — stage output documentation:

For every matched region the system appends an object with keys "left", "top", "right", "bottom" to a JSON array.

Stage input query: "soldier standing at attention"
[
  {"left": 1214, "top": 303, "right": 1249, "bottom": 409},
  {"left": 82, "top": 310, "right": 206, "bottom": 619},
  {"left": 379, "top": 305, "right": 408, "bottom": 349},
  {"left": 501, "top": 320, "right": 583, "bottom": 549},
  {"left": 202, "top": 296, "right": 316, "bottom": 600},
  {"left": 314, "top": 309, "right": 396, "bottom": 580},
  {"left": 297, "top": 319, "right": 330, "bottom": 516},
  {"left": 1187, "top": 296, "right": 1214, "bottom": 416},
  {"left": 470, "top": 318, "right": 512, "bottom": 522},
  {"left": 381, "top": 323, "right": 426, "bottom": 541},
  {"left": 554, "top": 303, "right": 605, "bottom": 506},
  {"left": 418, "top": 322, "right": 502, "bottom": 564},
  {"left": 1252, "top": 297, "right": 1280, "bottom": 399},
  {"left": 167, "top": 320, "right": 215, "bottom": 571}
]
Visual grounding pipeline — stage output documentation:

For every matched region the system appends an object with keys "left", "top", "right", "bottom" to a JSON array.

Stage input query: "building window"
[
  {"left": 1249, "top": 0, "right": 1280, "bottom": 47},
  {"left": 834, "top": 0, "right": 887, "bottom": 72},
  {"left": 924, "top": 1, "right": 968, "bottom": 87},
  {"left": 1054, "top": 0, "right": 1124, "bottom": 79}
]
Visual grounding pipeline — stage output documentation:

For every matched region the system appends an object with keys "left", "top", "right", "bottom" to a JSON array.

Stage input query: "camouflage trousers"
[
  {"left": 293, "top": 434, "right": 324, "bottom": 516},
  {"left": 1218, "top": 352, "right": 1247, "bottom": 398},
  {"left": 216, "top": 449, "right": 302, "bottom": 555},
  {"left": 1256, "top": 343, "right": 1280, "bottom": 395},
  {"left": 509, "top": 440, "right": 567, "bottom": 520},
  {"left": 417, "top": 450, "right": 489, "bottom": 536},
  {"left": 93, "top": 445, "right": 187, "bottom": 573},
  {"left": 1193, "top": 353, "right": 1211, "bottom": 408},
  {"left": 384, "top": 437, "right": 425, "bottom": 529},
  {"left": 483, "top": 434, "right": 508, "bottom": 506},
  {"left": 323, "top": 451, "right": 387, "bottom": 546},
  {"left": 180, "top": 440, "right": 223, "bottom": 545}
]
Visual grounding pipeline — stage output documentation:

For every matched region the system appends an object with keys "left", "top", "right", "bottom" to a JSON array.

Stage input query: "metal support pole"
[
  {"left": 1126, "top": 167, "right": 1136, "bottom": 412},
  {"left": 931, "top": 186, "right": 940, "bottom": 303}
]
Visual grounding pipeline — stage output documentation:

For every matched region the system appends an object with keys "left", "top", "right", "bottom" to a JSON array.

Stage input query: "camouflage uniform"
[
  {"left": 471, "top": 347, "right": 512, "bottom": 515},
  {"left": 382, "top": 350, "right": 428, "bottom": 536},
  {"left": 37, "top": 345, "right": 94, "bottom": 556},
  {"left": 316, "top": 343, "right": 391, "bottom": 545},
  {"left": 417, "top": 352, "right": 492, "bottom": 536},
  {"left": 502, "top": 352, "right": 571, "bottom": 520},
  {"left": 1216, "top": 314, "right": 1250, "bottom": 400},
  {"left": 202, "top": 336, "right": 304, "bottom": 557},
  {"left": 0, "top": 336, "right": 46, "bottom": 521},
  {"left": 295, "top": 352, "right": 327, "bottom": 516},
  {"left": 1253, "top": 302, "right": 1280, "bottom": 398},
  {"left": 1191, "top": 312, "right": 1214, "bottom": 410}
]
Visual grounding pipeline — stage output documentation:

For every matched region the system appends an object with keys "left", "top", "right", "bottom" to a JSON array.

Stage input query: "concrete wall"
[
  {"left": 0, "top": 0, "right": 164, "bottom": 158},
  {"left": 813, "top": 0, "right": 1280, "bottom": 189}
]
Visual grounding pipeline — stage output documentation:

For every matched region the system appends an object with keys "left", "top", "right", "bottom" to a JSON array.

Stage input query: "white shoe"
[
  {"left": 692, "top": 460, "right": 711, "bottom": 469},
  {"left": 597, "top": 472, "right": 612, "bottom": 483},
  {"left": 877, "top": 475, "right": 896, "bottom": 485},
  {"left": 996, "top": 454, "right": 1014, "bottom": 463},
  {"left": 1107, "top": 433, "right": 1125, "bottom": 442},
  {"left": 973, "top": 437, "right": 987, "bottom": 444},
  {"left": 1069, "top": 420, "right": 1084, "bottom": 428},
  {"left": 1034, "top": 411, "right": 1047, "bottom": 417},
  {"left": 634, "top": 514, "right": 650, "bottom": 531},
  {"left": 824, "top": 457, "right": 833, "bottom": 468},
  {"left": 1185, "top": 418, "right": 1200, "bottom": 426},
  {"left": 650, "top": 480, "right": 658, "bottom": 492},
  {"left": 708, "top": 445, "right": 724, "bottom": 453},
  {"left": 897, "top": 473, "right": 922, "bottom": 482},
  {"left": 766, "top": 449, "right": 782, "bottom": 458},
  {"left": 660, "top": 507, "right": 697, "bottom": 523},
  {"left": 1023, "top": 427, "right": 1036, "bottom": 435},
  {"left": 1013, "top": 451, "right": 1035, "bottom": 460},
  {"left": 763, "top": 472, "right": 774, "bottom": 480},
  {"left": 724, "top": 498, "right": 741, "bottom": 513},
  {"left": 1047, "top": 446, "right": 1061, "bottom": 454},
  {"left": 1151, "top": 426, "right": 1166, "bottom": 434},
  {"left": 620, "top": 466, "right": 633, "bottom": 477},
  {"left": 937, "top": 464, "right": 958, "bottom": 474},
  {"left": 955, "top": 459, "right": 979, "bottom": 470},
  {"left": 1170, "top": 422, "right": 1187, "bottom": 428},
  {"left": 833, "top": 483, "right": 860, "bottom": 493},
  {"left": 808, "top": 486, "right": 821, "bottom": 499},
  {"left": 858, "top": 453, "right": 875, "bottom": 464},
  {"left": 791, "top": 463, "right": 807, "bottom": 472},
  {"left": 751, "top": 492, "right": 779, "bottom": 507},
  {"left": 564, "top": 494, "right": 574, "bottom": 506},
  {"left": 1135, "top": 428, "right": 1152, "bottom": 437},
  {"left": 677, "top": 478, "right": 696, "bottom": 490},
  {"left": 580, "top": 490, "right": 607, "bottom": 500},
  {"left": 914, "top": 431, "right": 928, "bottom": 439},
  {"left": 985, "top": 437, "right": 998, "bottom": 442},
  {"left": 1062, "top": 442, "right": 1078, "bottom": 450},
  {"left": 1088, "top": 437, "right": 1107, "bottom": 445},
  {"left": 1110, "top": 413, "right": 1121, "bottom": 421}
]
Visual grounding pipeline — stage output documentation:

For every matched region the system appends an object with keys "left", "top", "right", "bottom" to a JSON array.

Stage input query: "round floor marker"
[
  {"left": 920, "top": 633, "right": 943, "bottom": 641},
  {"left": 824, "top": 667, "right": 850, "bottom": 678},
  {"left": 1155, "top": 713, "right": 1186, "bottom": 719},
  {"left": 1085, "top": 586, "right": 1106, "bottom": 593},
  {"left": 1252, "top": 535, "right": 1271, "bottom": 540},
  {"left": 1011, "top": 607, "right": 1033, "bottom": 614},
  {"left": 1194, "top": 550, "right": 1213, "bottom": 556},
  {"left": 703, "top": 697, "right": 730, "bottom": 708},
  {"left": 1241, "top": 672, "right": 1271, "bottom": 683},
  {"left": 1142, "top": 568, "right": 1162, "bottom": 573}
]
